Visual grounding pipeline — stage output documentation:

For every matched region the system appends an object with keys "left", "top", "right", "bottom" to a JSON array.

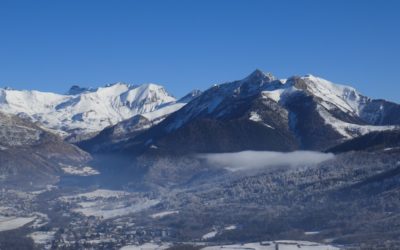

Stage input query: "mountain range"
[
  {"left": 0, "top": 82, "right": 178, "bottom": 142},
  {"left": 1, "top": 69, "right": 399, "bottom": 157},
  {"left": 1, "top": 70, "right": 400, "bottom": 248},
  {"left": 76, "top": 70, "right": 400, "bottom": 154},
  {"left": 0, "top": 69, "right": 398, "bottom": 187}
]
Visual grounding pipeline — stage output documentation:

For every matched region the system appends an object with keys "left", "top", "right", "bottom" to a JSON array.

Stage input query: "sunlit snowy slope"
[{"left": 0, "top": 83, "right": 176, "bottom": 140}]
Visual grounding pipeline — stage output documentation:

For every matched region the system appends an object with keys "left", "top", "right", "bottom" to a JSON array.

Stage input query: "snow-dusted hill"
[
  {"left": 0, "top": 111, "right": 91, "bottom": 188},
  {"left": 0, "top": 83, "right": 176, "bottom": 140}
]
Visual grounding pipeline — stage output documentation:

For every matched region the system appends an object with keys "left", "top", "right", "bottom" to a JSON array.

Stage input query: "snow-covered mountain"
[
  {"left": 78, "top": 90, "right": 202, "bottom": 152},
  {"left": 0, "top": 83, "right": 176, "bottom": 141},
  {"left": 1, "top": 70, "right": 399, "bottom": 153},
  {"left": 163, "top": 71, "right": 397, "bottom": 136},
  {"left": 98, "top": 70, "right": 399, "bottom": 154}
]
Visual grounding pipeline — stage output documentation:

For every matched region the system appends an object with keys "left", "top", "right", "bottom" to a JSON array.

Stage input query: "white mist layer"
[{"left": 198, "top": 150, "right": 334, "bottom": 171}]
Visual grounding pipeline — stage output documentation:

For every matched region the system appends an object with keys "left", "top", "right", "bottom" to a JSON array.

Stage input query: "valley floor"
[
  {"left": 0, "top": 186, "right": 341, "bottom": 250},
  {"left": 1, "top": 149, "right": 400, "bottom": 249}
]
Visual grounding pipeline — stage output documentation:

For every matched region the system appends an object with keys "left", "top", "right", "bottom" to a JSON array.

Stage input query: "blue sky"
[{"left": 0, "top": 0, "right": 399, "bottom": 101}]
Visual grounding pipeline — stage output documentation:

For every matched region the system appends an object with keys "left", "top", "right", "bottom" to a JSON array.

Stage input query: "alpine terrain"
[
  {"left": 0, "top": 70, "right": 399, "bottom": 250},
  {"left": 0, "top": 83, "right": 177, "bottom": 142}
]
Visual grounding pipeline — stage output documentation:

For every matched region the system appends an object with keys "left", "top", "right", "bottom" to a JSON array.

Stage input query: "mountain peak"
[
  {"left": 104, "top": 82, "right": 132, "bottom": 88},
  {"left": 134, "top": 83, "right": 175, "bottom": 99},
  {"left": 67, "top": 85, "right": 92, "bottom": 95},
  {"left": 139, "top": 83, "right": 165, "bottom": 90},
  {"left": 246, "top": 69, "right": 275, "bottom": 82},
  {"left": 178, "top": 89, "right": 202, "bottom": 103}
]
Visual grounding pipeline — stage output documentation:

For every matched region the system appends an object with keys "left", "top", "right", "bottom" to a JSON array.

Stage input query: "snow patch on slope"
[
  {"left": 29, "top": 231, "right": 55, "bottom": 245},
  {"left": 249, "top": 112, "right": 274, "bottom": 129},
  {"left": 202, "top": 230, "right": 218, "bottom": 240},
  {"left": 301, "top": 75, "right": 367, "bottom": 115},
  {"left": 150, "top": 210, "right": 179, "bottom": 219},
  {"left": 142, "top": 103, "right": 186, "bottom": 123},
  {"left": 261, "top": 88, "right": 285, "bottom": 102},
  {"left": 261, "top": 86, "right": 299, "bottom": 104},
  {"left": 224, "top": 225, "right": 237, "bottom": 230},
  {"left": 60, "top": 165, "right": 100, "bottom": 176},
  {"left": 249, "top": 112, "right": 263, "bottom": 122},
  {"left": 317, "top": 106, "right": 396, "bottom": 138},
  {"left": 0, "top": 215, "right": 36, "bottom": 232},
  {"left": 201, "top": 241, "right": 340, "bottom": 250},
  {"left": 120, "top": 243, "right": 172, "bottom": 250}
]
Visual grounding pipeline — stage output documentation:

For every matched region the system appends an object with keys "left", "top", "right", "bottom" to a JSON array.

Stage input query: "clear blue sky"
[{"left": 0, "top": 0, "right": 399, "bottom": 102}]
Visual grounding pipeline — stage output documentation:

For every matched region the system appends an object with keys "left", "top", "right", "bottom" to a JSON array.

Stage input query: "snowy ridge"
[
  {"left": 1, "top": 70, "right": 398, "bottom": 146},
  {"left": 77, "top": 88, "right": 203, "bottom": 152},
  {"left": 0, "top": 83, "right": 176, "bottom": 138},
  {"left": 316, "top": 106, "right": 396, "bottom": 139},
  {"left": 141, "top": 103, "right": 186, "bottom": 124},
  {"left": 299, "top": 75, "right": 368, "bottom": 115}
]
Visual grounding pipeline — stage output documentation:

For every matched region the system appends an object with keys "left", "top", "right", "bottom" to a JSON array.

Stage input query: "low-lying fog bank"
[{"left": 198, "top": 150, "right": 335, "bottom": 171}]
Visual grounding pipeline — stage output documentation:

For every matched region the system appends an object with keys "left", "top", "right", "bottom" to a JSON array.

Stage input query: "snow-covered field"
[
  {"left": 202, "top": 230, "right": 218, "bottom": 240},
  {"left": 384, "top": 147, "right": 400, "bottom": 151},
  {"left": 150, "top": 210, "right": 179, "bottom": 219},
  {"left": 201, "top": 241, "right": 341, "bottom": 250},
  {"left": 224, "top": 225, "right": 237, "bottom": 230},
  {"left": 0, "top": 215, "right": 36, "bottom": 232},
  {"left": 61, "top": 189, "right": 129, "bottom": 200},
  {"left": 61, "top": 165, "right": 100, "bottom": 176},
  {"left": 29, "top": 185, "right": 57, "bottom": 195},
  {"left": 60, "top": 189, "right": 160, "bottom": 219},
  {"left": 29, "top": 231, "right": 55, "bottom": 245},
  {"left": 74, "top": 198, "right": 160, "bottom": 219},
  {"left": 119, "top": 241, "right": 340, "bottom": 250},
  {"left": 305, "top": 231, "right": 320, "bottom": 235},
  {"left": 120, "top": 242, "right": 171, "bottom": 250},
  {"left": 30, "top": 212, "right": 49, "bottom": 229}
]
